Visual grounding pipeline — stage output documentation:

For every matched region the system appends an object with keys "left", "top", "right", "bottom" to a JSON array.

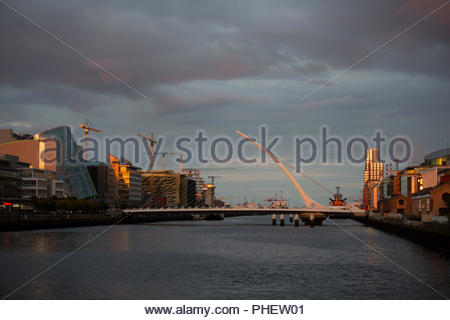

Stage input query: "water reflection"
[
  {"left": 106, "top": 230, "right": 131, "bottom": 252},
  {"left": 0, "top": 216, "right": 449, "bottom": 299}
]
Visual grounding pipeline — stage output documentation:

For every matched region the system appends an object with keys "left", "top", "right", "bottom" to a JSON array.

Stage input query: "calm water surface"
[{"left": 0, "top": 216, "right": 449, "bottom": 299}]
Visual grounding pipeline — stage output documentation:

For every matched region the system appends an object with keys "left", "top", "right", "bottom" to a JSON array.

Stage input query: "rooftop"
[{"left": 425, "top": 148, "right": 450, "bottom": 160}]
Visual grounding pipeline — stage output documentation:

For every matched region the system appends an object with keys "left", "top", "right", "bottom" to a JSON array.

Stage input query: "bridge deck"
[{"left": 124, "top": 207, "right": 364, "bottom": 215}]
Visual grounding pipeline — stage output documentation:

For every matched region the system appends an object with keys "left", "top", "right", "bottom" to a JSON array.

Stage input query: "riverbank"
[
  {"left": 353, "top": 215, "right": 450, "bottom": 253},
  {"left": 0, "top": 211, "right": 194, "bottom": 231},
  {"left": 0, "top": 212, "right": 123, "bottom": 231}
]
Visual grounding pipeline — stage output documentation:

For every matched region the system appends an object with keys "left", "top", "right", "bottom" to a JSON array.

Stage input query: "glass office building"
[{"left": 37, "top": 126, "right": 97, "bottom": 199}]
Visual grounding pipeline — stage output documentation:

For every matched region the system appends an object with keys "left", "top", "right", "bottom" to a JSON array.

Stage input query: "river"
[{"left": 0, "top": 216, "right": 449, "bottom": 299}]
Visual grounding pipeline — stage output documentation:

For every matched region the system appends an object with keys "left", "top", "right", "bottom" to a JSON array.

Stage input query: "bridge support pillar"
[
  {"left": 289, "top": 214, "right": 293, "bottom": 223},
  {"left": 280, "top": 214, "right": 285, "bottom": 226},
  {"left": 294, "top": 214, "right": 299, "bottom": 227},
  {"left": 299, "top": 213, "right": 326, "bottom": 226},
  {"left": 272, "top": 214, "right": 276, "bottom": 225}
]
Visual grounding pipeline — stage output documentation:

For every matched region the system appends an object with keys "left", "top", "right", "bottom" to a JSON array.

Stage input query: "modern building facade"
[
  {"left": 180, "top": 176, "right": 197, "bottom": 208},
  {"left": 0, "top": 156, "right": 21, "bottom": 204},
  {"left": 110, "top": 155, "right": 142, "bottom": 208},
  {"left": 0, "top": 154, "right": 65, "bottom": 202},
  {"left": 0, "top": 126, "right": 97, "bottom": 199},
  {"left": 37, "top": 126, "right": 97, "bottom": 199},
  {"left": 19, "top": 167, "right": 65, "bottom": 200},
  {"left": 363, "top": 148, "right": 384, "bottom": 210},
  {"left": 87, "top": 163, "right": 118, "bottom": 206},
  {"left": 202, "top": 183, "right": 215, "bottom": 207},
  {"left": 0, "top": 134, "right": 58, "bottom": 172},
  {"left": 140, "top": 170, "right": 196, "bottom": 208}
]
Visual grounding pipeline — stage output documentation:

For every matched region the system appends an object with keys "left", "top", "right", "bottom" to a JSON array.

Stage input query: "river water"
[{"left": 0, "top": 216, "right": 449, "bottom": 299}]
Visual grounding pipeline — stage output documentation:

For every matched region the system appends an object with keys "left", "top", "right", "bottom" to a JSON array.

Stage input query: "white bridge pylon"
[{"left": 236, "top": 130, "right": 328, "bottom": 210}]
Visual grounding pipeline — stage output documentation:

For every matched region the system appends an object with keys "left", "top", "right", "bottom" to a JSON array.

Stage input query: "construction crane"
[
  {"left": 156, "top": 152, "right": 174, "bottom": 170},
  {"left": 177, "top": 152, "right": 183, "bottom": 173},
  {"left": 208, "top": 176, "right": 222, "bottom": 185},
  {"left": 137, "top": 132, "right": 158, "bottom": 171},
  {"left": 80, "top": 118, "right": 101, "bottom": 161}
]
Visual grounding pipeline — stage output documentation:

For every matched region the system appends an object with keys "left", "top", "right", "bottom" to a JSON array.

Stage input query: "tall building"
[
  {"left": 364, "top": 148, "right": 384, "bottom": 183},
  {"left": 363, "top": 148, "right": 384, "bottom": 210},
  {"left": 110, "top": 155, "right": 142, "bottom": 208}
]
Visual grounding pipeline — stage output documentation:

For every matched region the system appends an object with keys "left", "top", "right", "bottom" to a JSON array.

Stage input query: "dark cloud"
[
  {"left": 152, "top": 90, "right": 266, "bottom": 115},
  {"left": 1, "top": 0, "right": 449, "bottom": 109},
  {"left": 308, "top": 80, "right": 336, "bottom": 87}
]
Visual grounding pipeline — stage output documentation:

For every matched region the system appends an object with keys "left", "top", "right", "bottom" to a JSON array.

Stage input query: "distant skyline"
[{"left": 1, "top": 0, "right": 449, "bottom": 206}]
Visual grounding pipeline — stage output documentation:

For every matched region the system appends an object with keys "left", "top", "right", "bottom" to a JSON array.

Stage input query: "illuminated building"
[
  {"left": 0, "top": 130, "right": 58, "bottom": 172},
  {"left": 364, "top": 148, "right": 384, "bottom": 183},
  {"left": 410, "top": 183, "right": 450, "bottom": 218},
  {"left": 424, "top": 148, "right": 450, "bottom": 166},
  {"left": 110, "top": 155, "right": 142, "bottom": 208},
  {"left": 363, "top": 148, "right": 384, "bottom": 210}
]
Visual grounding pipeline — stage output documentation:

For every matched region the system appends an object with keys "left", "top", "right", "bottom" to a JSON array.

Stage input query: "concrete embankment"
[
  {"left": 354, "top": 215, "right": 450, "bottom": 253},
  {"left": 0, "top": 211, "right": 193, "bottom": 232},
  {"left": 0, "top": 212, "right": 124, "bottom": 231},
  {"left": 124, "top": 211, "right": 193, "bottom": 224}
]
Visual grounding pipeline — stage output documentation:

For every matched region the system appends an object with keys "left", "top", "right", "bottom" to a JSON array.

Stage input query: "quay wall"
[
  {"left": 354, "top": 215, "right": 450, "bottom": 253},
  {"left": 0, "top": 212, "right": 124, "bottom": 231},
  {"left": 0, "top": 211, "right": 193, "bottom": 232}
]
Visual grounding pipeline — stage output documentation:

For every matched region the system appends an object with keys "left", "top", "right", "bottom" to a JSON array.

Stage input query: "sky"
[{"left": 1, "top": 0, "right": 450, "bottom": 206}]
